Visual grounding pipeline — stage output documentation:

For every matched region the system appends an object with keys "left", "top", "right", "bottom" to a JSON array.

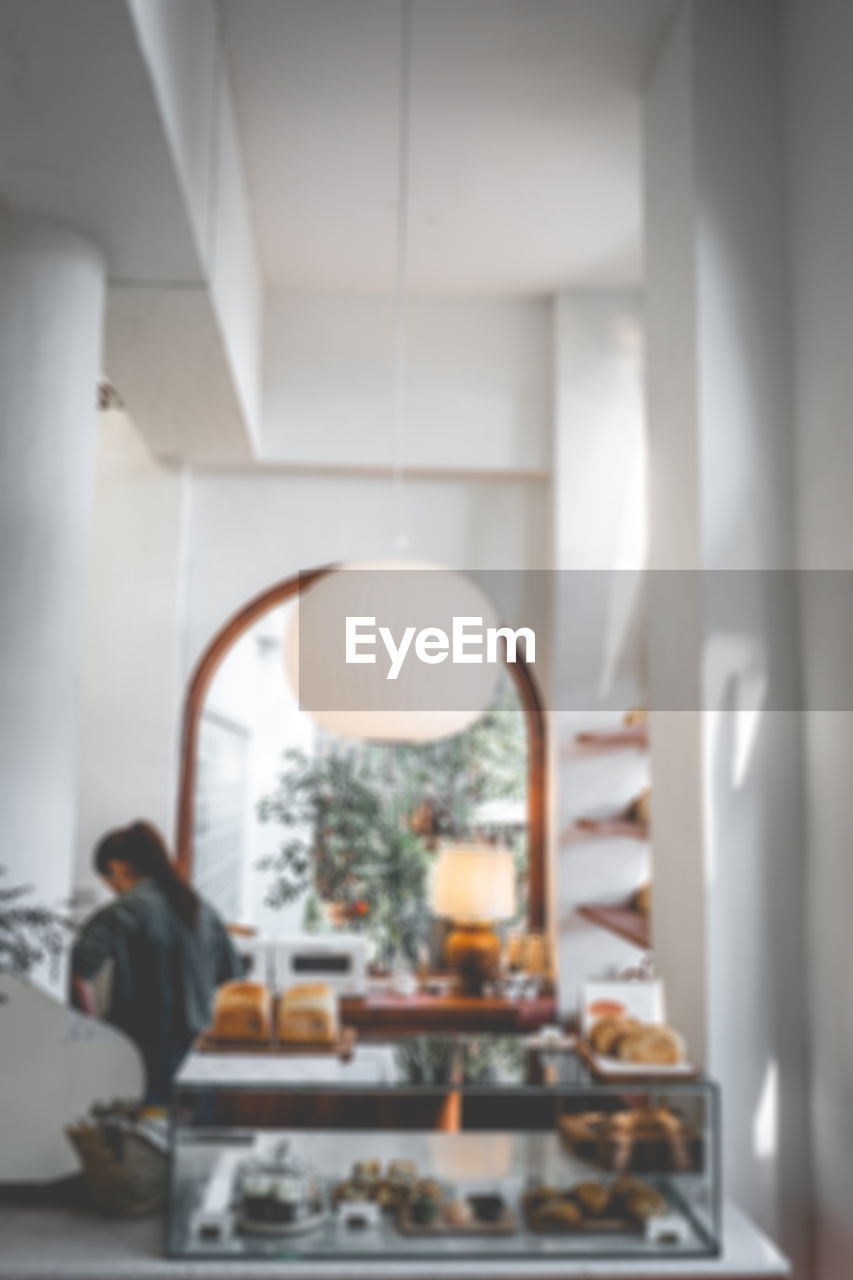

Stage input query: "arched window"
[{"left": 175, "top": 569, "right": 547, "bottom": 962}]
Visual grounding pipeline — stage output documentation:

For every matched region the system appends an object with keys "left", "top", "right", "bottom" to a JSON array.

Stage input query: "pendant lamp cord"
[{"left": 392, "top": 0, "right": 412, "bottom": 552}]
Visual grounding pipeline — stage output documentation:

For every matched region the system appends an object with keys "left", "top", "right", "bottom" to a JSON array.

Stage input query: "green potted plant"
[
  {"left": 0, "top": 867, "right": 68, "bottom": 986},
  {"left": 257, "top": 680, "right": 528, "bottom": 968}
]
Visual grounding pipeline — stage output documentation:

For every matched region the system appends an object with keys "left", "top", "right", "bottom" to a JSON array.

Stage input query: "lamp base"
[{"left": 445, "top": 923, "right": 501, "bottom": 996}]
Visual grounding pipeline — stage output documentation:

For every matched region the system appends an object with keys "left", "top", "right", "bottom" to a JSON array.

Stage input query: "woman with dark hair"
[{"left": 71, "top": 821, "right": 241, "bottom": 1102}]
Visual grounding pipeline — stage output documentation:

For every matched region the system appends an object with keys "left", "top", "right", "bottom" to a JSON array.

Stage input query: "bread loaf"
[
  {"left": 212, "top": 981, "right": 272, "bottom": 1042},
  {"left": 277, "top": 982, "right": 339, "bottom": 1044},
  {"left": 589, "top": 1015, "right": 641, "bottom": 1056},
  {"left": 616, "top": 1025, "right": 685, "bottom": 1066}
]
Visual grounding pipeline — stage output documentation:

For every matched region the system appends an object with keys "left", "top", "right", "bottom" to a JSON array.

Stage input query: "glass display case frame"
[{"left": 166, "top": 1036, "right": 721, "bottom": 1265}]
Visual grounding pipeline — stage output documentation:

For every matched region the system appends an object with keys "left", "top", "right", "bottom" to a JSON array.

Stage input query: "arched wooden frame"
[{"left": 175, "top": 568, "right": 547, "bottom": 930}]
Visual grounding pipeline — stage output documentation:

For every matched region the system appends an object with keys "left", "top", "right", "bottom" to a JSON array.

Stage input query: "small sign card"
[{"left": 580, "top": 977, "right": 666, "bottom": 1038}]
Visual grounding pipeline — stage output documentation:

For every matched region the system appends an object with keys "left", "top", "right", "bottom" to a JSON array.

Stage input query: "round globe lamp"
[{"left": 284, "top": 561, "right": 500, "bottom": 743}]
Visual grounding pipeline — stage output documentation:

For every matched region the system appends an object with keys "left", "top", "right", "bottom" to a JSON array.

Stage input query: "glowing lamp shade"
[
  {"left": 431, "top": 843, "right": 516, "bottom": 995},
  {"left": 284, "top": 561, "right": 500, "bottom": 743},
  {"left": 431, "top": 844, "right": 516, "bottom": 923}
]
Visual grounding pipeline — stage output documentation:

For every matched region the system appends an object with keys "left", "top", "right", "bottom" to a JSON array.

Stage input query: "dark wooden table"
[{"left": 340, "top": 989, "right": 557, "bottom": 1037}]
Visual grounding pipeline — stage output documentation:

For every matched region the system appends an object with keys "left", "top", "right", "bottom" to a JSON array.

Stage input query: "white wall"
[
  {"left": 693, "top": 6, "right": 807, "bottom": 1268},
  {"left": 645, "top": 2, "right": 809, "bottom": 1271},
  {"left": 73, "top": 411, "right": 187, "bottom": 901},
  {"left": 209, "top": 72, "right": 262, "bottom": 438},
  {"left": 125, "top": 0, "right": 219, "bottom": 259},
  {"left": 643, "top": 8, "right": 709, "bottom": 1080},
  {"left": 183, "top": 468, "right": 550, "bottom": 675},
  {"left": 122, "top": 0, "right": 263, "bottom": 451},
  {"left": 261, "top": 295, "right": 551, "bottom": 473},
  {"left": 551, "top": 293, "right": 651, "bottom": 1017},
  {"left": 785, "top": 0, "right": 853, "bottom": 1275},
  {"left": 644, "top": 4, "right": 708, "bottom": 1071}
]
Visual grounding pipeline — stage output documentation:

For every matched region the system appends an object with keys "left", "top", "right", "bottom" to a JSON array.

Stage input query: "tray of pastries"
[
  {"left": 579, "top": 1013, "right": 698, "bottom": 1080},
  {"left": 331, "top": 1160, "right": 517, "bottom": 1235},
  {"left": 399, "top": 1189, "right": 517, "bottom": 1236},
  {"left": 332, "top": 1158, "right": 420, "bottom": 1217},
  {"left": 523, "top": 1176, "right": 669, "bottom": 1235},
  {"left": 558, "top": 1106, "right": 701, "bottom": 1173}
]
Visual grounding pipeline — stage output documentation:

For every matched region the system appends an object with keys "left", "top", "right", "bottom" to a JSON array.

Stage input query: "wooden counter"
[{"left": 340, "top": 990, "right": 557, "bottom": 1037}]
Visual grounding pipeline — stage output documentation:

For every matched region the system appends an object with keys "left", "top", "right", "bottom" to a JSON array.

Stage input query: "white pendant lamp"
[{"left": 284, "top": 560, "right": 500, "bottom": 742}]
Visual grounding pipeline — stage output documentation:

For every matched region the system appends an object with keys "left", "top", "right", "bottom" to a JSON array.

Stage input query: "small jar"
[{"left": 236, "top": 1142, "right": 321, "bottom": 1227}]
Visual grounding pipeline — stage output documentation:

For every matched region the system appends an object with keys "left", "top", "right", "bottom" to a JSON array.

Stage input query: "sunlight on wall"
[
  {"left": 732, "top": 679, "right": 767, "bottom": 790},
  {"left": 599, "top": 350, "right": 648, "bottom": 698},
  {"left": 612, "top": 418, "right": 648, "bottom": 574},
  {"left": 753, "top": 1058, "right": 779, "bottom": 1160},
  {"left": 702, "top": 707, "right": 719, "bottom": 893},
  {"left": 703, "top": 633, "right": 769, "bottom": 817}
]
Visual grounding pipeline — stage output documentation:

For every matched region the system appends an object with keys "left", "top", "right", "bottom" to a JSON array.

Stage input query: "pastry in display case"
[
  {"left": 522, "top": 1174, "right": 682, "bottom": 1239},
  {"left": 328, "top": 1157, "right": 519, "bottom": 1236},
  {"left": 166, "top": 1035, "right": 720, "bottom": 1262},
  {"left": 558, "top": 1105, "right": 701, "bottom": 1172},
  {"left": 233, "top": 1142, "right": 324, "bottom": 1236}
]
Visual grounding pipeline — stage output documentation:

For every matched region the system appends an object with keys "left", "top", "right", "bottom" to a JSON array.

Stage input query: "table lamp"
[{"left": 431, "top": 844, "right": 516, "bottom": 995}]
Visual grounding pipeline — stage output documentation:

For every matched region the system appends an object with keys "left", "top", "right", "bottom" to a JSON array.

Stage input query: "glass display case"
[{"left": 166, "top": 1036, "right": 720, "bottom": 1263}]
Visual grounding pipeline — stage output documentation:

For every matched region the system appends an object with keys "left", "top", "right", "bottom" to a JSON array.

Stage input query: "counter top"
[{"left": 0, "top": 1202, "right": 789, "bottom": 1279}]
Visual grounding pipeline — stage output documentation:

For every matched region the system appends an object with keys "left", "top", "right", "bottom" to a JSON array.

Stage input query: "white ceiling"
[{"left": 221, "top": 0, "right": 678, "bottom": 296}]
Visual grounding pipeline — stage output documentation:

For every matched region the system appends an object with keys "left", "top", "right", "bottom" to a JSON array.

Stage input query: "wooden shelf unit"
[
  {"left": 577, "top": 904, "right": 650, "bottom": 950},
  {"left": 574, "top": 725, "right": 649, "bottom": 752},
  {"left": 574, "top": 816, "right": 649, "bottom": 841}
]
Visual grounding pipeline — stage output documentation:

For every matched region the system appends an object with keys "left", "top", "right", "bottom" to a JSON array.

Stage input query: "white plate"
[
  {"left": 236, "top": 1207, "right": 326, "bottom": 1237},
  {"left": 586, "top": 1049, "right": 699, "bottom": 1078}
]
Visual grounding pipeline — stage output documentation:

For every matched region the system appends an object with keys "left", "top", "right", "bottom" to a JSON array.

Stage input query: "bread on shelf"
[
  {"left": 616, "top": 1025, "right": 685, "bottom": 1066},
  {"left": 523, "top": 1174, "right": 668, "bottom": 1233},
  {"left": 587, "top": 1010, "right": 687, "bottom": 1067},
  {"left": 631, "top": 883, "right": 652, "bottom": 915},
  {"left": 277, "top": 982, "right": 339, "bottom": 1044},
  {"left": 558, "top": 1109, "right": 700, "bottom": 1173},
  {"left": 589, "top": 1015, "right": 642, "bottom": 1056},
  {"left": 625, "top": 787, "right": 651, "bottom": 828},
  {"left": 211, "top": 980, "right": 273, "bottom": 1042}
]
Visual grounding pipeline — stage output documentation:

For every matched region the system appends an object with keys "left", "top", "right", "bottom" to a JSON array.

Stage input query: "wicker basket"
[{"left": 66, "top": 1120, "right": 168, "bottom": 1217}]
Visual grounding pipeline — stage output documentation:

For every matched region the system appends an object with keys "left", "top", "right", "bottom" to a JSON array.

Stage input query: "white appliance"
[{"left": 272, "top": 934, "right": 369, "bottom": 998}]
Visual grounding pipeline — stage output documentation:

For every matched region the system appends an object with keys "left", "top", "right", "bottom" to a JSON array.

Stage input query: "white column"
[
  {"left": 645, "top": 2, "right": 808, "bottom": 1269},
  {"left": 0, "top": 211, "right": 105, "bottom": 993}
]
